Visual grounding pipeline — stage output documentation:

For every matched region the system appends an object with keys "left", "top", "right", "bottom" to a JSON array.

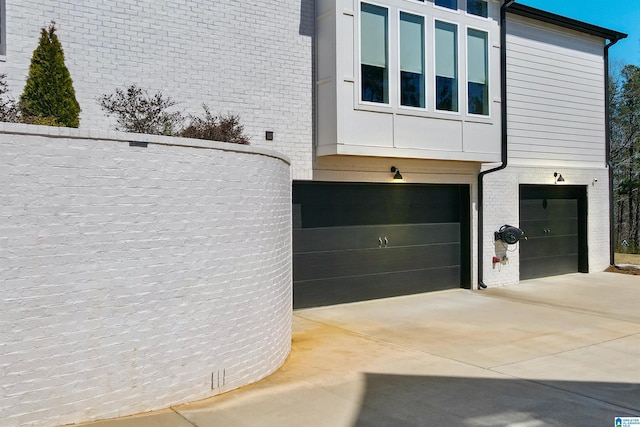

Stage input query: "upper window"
[
  {"left": 399, "top": 12, "right": 425, "bottom": 108},
  {"left": 354, "top": 2, "right": 492, "bottom": 116},
  {"left": 0, "top": 0, "right": 6, "bottom": 56},
  {"left": 435, "top": 21, "right": 458, "bottom": 112},
  {"left": 435, "top": 0, "right": 457, "bottom": 10},
  {"left": 361, "top": 3, "right": 389, "bottom": 104},
  {"left": 467, "top": 28, "right": 488, "bottom": 115},
  {"left": 467, "top": 0, "right": 488, "bottom": 18}
]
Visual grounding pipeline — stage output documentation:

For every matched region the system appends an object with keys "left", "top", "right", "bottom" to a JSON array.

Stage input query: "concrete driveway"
[{"left": 76, "top": 272, "right": 640, "bottom": 427}]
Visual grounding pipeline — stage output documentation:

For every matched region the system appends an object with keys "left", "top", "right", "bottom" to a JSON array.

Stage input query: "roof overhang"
[{"left": 508, "top": 3, "right": 627, "bottom": 42}]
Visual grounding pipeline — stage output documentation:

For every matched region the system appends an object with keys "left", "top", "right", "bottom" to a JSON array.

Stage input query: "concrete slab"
[
  {"left": 494, "top": 333, "right": 640, "bottom": 411},
  {"left": 69, "top": 272, "right": 640, "bottom": 427},
  {"left": 350, "top": 373, "right": 637, "bottom": 426},
  {"left": 480, "top": 272, "right": 640, "bottom": 323},
  {"left": 73, "top": 409, "right": 194, "bottom": 427},
  {"left": 297, "top": 282, "right": 640, "bottom": 369},
  {"left": 173, "top": 316, "right": 506, "bottom": 427}
]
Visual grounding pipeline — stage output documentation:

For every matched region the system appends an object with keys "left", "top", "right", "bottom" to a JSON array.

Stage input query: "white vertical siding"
[{"left": 506, "top": 15, "right": 607, "bottom": 167}]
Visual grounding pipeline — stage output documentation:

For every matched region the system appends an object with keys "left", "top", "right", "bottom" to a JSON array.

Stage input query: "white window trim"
[
  {"left": 433, "top": 17, "right": 461, "bottom": 116},
  {"left": 397, "top": 8, "right": 428, "bottom": 112},
  {"left": 352, "top": 0, "right": 496, "bottom": 122},
  {"left": 465, "top": 24, "right": 491, "bottom": 118},
  {"left": 358, "top": 0, "right": 392, "bottom": 107}
]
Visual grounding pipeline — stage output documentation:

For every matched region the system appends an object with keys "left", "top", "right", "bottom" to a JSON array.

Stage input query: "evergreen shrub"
[{"left": 20, "top": 23, "right": 80, "bottom": 127}]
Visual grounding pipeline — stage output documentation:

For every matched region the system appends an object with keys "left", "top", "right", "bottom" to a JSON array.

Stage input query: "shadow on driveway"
[{"left": 354, "top": 374, "right": 639, "bottom": 426}]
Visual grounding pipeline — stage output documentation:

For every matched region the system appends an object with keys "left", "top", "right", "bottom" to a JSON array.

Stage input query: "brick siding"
[
  {"left": 0, "top": 124, "right": 292, "bottom": 427},
  {"left": 482, "top": 166, "right": 610, "bottom": 286},
  {"left": 0, "top": 0, "right": 313, "bottom": 179}
]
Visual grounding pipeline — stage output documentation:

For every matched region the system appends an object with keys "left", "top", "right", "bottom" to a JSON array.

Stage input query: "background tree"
[
  {"left": 20, "top": 22, "right": 80, "bottom": 127},
  {"left": 610, "top": 64, "right": 640, "bottom": 252}
]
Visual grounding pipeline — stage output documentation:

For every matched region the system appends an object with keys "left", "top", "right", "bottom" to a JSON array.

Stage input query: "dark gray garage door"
[
  {"left": 519, "top": 185, "right": 588, "bottom": 280},
  {"left": 293, "top": 182, "right": 470, "bottom": 308}
]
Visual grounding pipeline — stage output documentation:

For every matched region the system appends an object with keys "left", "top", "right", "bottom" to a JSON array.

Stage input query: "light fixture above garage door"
[{"left": 391, "top": 166, "right": 403, "bottom": 180}]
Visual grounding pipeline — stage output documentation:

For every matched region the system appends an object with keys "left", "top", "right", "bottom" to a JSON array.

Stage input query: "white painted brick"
[
  {"left": 0, "top": 0, "right": 313, "bottom": 179},
  {"left": 482, "top": 165, "right": 610, "bottom": 287},
  {"left": 0, "top": 125, "right": 292, "bottom": 427}
]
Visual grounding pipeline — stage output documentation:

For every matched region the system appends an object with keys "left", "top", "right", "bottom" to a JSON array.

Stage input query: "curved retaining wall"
[{"left": 0, "top": 124, "right": 292, "bottom": 427}]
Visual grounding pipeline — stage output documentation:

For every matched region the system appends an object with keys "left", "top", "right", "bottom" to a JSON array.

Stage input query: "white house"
[
  {"left": 297, "top": 0, "right": 626, "bottom": 307},
  {"left": 0, "top": 0, "right": 627, "bottom": 423},
  {"left": 0, "top": 0, "right": 625, "bottom": 307}
]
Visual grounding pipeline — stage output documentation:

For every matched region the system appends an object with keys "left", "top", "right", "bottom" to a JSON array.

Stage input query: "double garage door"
[
  {"left": 293, "top": 182, "right": 470, "bottom": 309},
  {"left": 519, "top": 185, "right": 588, "bottom": 280}
]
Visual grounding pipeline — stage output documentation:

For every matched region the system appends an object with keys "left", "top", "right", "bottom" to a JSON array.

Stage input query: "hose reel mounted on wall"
[{"left": 494, "top": 225, "right": 526, "bottom": 245}]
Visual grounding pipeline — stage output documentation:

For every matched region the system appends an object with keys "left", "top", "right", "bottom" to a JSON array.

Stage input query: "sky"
[{"left": 517, "top": 0, "right": 640, "bottom": 67}]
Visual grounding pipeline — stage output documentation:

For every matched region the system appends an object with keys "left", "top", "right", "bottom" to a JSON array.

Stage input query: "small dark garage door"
[
  {"left": 292, "top": 182, "right": 470, "bottom": 309},
  {"left": 519, "top": 185, "right": 588, "bottom": 280}
]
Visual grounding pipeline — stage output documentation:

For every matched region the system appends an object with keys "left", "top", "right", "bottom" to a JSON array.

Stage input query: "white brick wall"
[
  {"left": 0, "top": 0, "right": 314, "bottom": 179},
  {"left": 0, "top": 123, "right": 292, "bottom": 427},
  {"left": 481, "top": 165, "right": 610, "bottom": 287}
]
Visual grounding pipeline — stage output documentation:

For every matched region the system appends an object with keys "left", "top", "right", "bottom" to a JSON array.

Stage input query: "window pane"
[
  {"left": 468, "top": 29, "right": 487, "bottom": 84},
  {"left": 467, "top": 0, "right": 488, "bottom": 18},
  {"left": 468, "top": 82, "right": 488, "bottom": 115},
  {"left": 362, "top": 65, "right": 388, "bottom": 103},
  {"left": 435, "top": 0, "right": 457, "bottom": 10},
  {"left": 361, "top": 3, "right": 387, "bottom": 68},
  {"left": 400, "top": 12, "right": 424, "bottom": 108},
  {"left": 401, "top": 72, "right": 424, "bottom": 108},
  {"left": 435, "top": 21, "right": 458, "bottom": 112},
  {"left": 467, "top": 28, "right": 488, "bottom": 115},
  {"left": 361, "top": 3, "right": 388, "bottom": 103}
]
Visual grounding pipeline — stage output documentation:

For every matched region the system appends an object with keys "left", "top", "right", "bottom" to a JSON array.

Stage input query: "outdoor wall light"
[
  {"left": 391, "top": 166, "right": 403, "bottom": 180},
  {"left": 554, "top": 172, "right": 565, "bottom": 183}
]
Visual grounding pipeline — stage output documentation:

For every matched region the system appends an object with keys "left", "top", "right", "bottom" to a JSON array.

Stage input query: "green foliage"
[
  {"left": 98, "top": 85, "right": 183, "bottom": 135},
  {"left": 0, "top": 73, "right": 62, "bottom": 126},
  {"left": 180, "top": 105, "right": 250, "bottom": 145},
  {"left": 610, "top": 64, "right": 640, "bottom": 252},
  {"left": 19, "top": 115, "right": 64, "bottom": 126},
  {"left": 19, "top": 22, "right": 80, "bottom": 128}
]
